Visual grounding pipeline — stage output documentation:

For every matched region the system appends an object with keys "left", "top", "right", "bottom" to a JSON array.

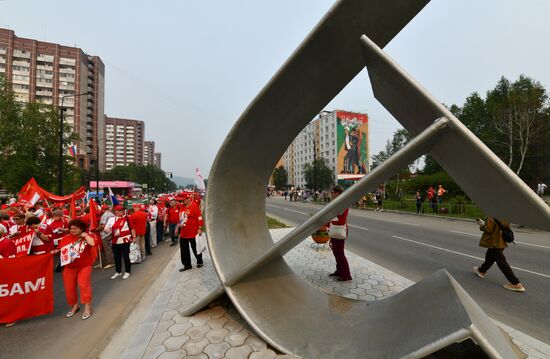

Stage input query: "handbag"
[
  {"left": 329, "top": 224, "right": 347, "bottom": 240},
  {"left": 129, "top": 242, "right": 141, "bottom": 263},
  {"left": 195, "top": 232, "right": 207, "bottom": 254}
]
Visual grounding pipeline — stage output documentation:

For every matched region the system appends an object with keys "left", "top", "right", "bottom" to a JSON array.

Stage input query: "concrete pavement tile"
[
  {"left": 160, "top": 310, "right": 178, "bottom": 321},
  {"left": 350, "top": 288, "right": 367, "bottom": 296},
  {"left": 225, "top": 330, "right": 250, "bottom": 346},
  {"left": 205, "top": 328, "right": 230, "bottom": 343},
  {"left": 208, "top": 306, "right": 226, "bottom": 319},
  {"left": 142, "top": 345, "right": 166, "bottom": 359},
  {"left": 275, "top": 355, "right": 301, "bottom": 358},
  {"left": 172, "top": 313, "right": 191, "bottom": 324},
  {"left": 168, "top": 322, "right": 193, "bottom": 336},
  {"left": 206, "top": 317, "right": 228, "bottom": 329},
  {"left": 223, "top": 319, "right": 244, "bottom": 333},
  {"left": 183, "top": 338, "right": 209, "bottom": 356},
  {"left": 163, "top": 334, "right": 190, "bottom": 351},
  {"left": 157, "top": 349, "right": 187, "bottom": 359},
  {"left": 249, "top": 349, "right": 277, "bottom": 359},
  {"left": 150, "top": 331, "right": 171, "bottom": 347},
  {"left": 184, "top": 355, "right": 208, "bottom": 359},
  {"left": 245, "top": 336, "right": 268, "bottom": 351},
  {"left": 203, "top": 342, "right": 230, "bottom": 359},
  {"left": 156, "top": 319, "right": 175, "bottom": 333},
  {"left": 333, "top": 287, "right": 350, "bottom": 295},
  {"left": 186, "top": 325, "right": 211, "bottom": 340},
  {"left": 189, "top": 311, "right": 211, "bottom": 326},
  {"left": 225, "top": 345, "right": 254, "bottom": 359}
]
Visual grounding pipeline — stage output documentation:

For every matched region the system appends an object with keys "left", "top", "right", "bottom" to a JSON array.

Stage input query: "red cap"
[
  {"left": 62, "top": 209, "right": 69, "bottom": 215},
  {"left": 0, "top": 204, "right": 7, "bottom": 209},
  {"left": 101, "top": 204, "right": 110, "bottom": 210},
  {"left": 140, "top": 204, "right": 146, "bottom": 211},
  {"left": 44, "top": 207, "right": 52, "bottom": 212},
  {"left": 114, "top": 205, "right": 124, "bottom": 211}
]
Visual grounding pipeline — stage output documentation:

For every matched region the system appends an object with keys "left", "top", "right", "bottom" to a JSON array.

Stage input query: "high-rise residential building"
[
  {"left": 154, "top": 152, "right": 162, "bottom": 169},
  {"left": 104, "top": 116, "right": 144, "bottom": 170},
  {"left": 143, "top": 141, "right": 155, "bottom": 166},
  {"left": 281, "top": 110, "right": 369, "bottom": 189},
  {"left": 0, "top": 28, "right": 105, "bottom": 171}
]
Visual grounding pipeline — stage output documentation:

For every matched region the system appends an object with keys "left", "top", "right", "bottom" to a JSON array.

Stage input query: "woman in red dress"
[{"left": 58, "top": 218, "right": 97, "bottom": 320}]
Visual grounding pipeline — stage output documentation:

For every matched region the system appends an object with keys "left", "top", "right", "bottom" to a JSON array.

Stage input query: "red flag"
[
  {"left": 69, "top": 197, "right": 77, "bottom": 220},
  {"left": 0, "top": 254, "right": 54, "bottom": 323},
  {"left": 88, "top": 199, "right": 102, "bottom": 250},
  {"left": 18, "top": 178, "right": 42, "bottom": 205}
]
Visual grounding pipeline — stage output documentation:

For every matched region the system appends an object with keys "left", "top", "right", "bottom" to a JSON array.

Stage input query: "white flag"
[{"left": 194, "top": 168, "right": 206, "bottom": 192}]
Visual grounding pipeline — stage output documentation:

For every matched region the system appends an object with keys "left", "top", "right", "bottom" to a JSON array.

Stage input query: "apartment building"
[
  {"left": 281, "top": 110, "right": 369, "bottom": 188},
  {"left": 0, "top": 28, "right": 105, "bottom": 171},
  {"left": 104, "top": 116, "right": 144, "bottom": 170},
  {"left": 154, "top": 153, "right": 162, "bottom": 169},
  {"left": 143, "top": 141, "right": 155, "bottom": 166}
]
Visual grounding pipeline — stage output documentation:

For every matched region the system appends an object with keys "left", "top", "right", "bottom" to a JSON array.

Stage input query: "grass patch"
[{"left": 267, "top": 216, "right": 289, "bottom": 229}]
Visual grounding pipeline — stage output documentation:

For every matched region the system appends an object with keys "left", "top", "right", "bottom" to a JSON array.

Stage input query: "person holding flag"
[{"left": 57, "top": 219, "right": 97, "bottom": 320}]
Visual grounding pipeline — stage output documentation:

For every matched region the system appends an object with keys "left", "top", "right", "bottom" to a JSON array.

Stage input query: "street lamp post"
[{"left": 58, "top": 91, "right": 90, "bottom": 195}]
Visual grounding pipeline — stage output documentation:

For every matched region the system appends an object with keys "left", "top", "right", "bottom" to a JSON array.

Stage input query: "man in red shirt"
[
  {"left": 165, "top": 199, "right": 181, "bottom": 247},
  {"left": 46, "top": 210, "right": 69, "bottom": 247},
  {"left": 130, "top": 205, "right": 148, "bottom": 262},
  {"left": 176, "top": 195, "right": 204, "bottom": 272},
  {"left": 0, "top": 226, "right": 16, "bottom": 258}
]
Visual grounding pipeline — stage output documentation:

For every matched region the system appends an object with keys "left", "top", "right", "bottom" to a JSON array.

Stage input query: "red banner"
[
  {"left": 18, "top": 177, "right": 86, "bottom": 205},
  {"left": 40, "top": 186, "right": 86, "bottom": 204},
  {"left": 11, "top": 230, "right": 34, "bottom": 257},
  {"left": 0, "top": 254, "right": 54, "bottom": 323}
]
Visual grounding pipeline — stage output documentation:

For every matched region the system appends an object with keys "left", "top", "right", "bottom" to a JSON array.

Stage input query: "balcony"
[
  {"left": 58, "top": 84, "right": 75, "bottom": 91},
  {"left": 13, "top": 50, "right": 31, "bottom": 59},
  {"left": 13, "top": 60, "right": 30, "bottom": 67},
  {"left": 37, "top": 54, "right": 54, "bottom": 62},
  {"left": 59, "top": 58, "right": 76, "bottom": 66},
  {"left": 0, "top": 57, "right": 5, "bottom": 64},
  {"left": 0, "top": 48, "right": 6, "bottom": 55},
  {"left": 36, "top": 90, "right": 53, "bottom": 96}
]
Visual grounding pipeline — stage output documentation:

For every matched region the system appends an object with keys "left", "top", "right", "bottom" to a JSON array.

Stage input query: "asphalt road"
[
  {"left": 0, "top": 238, "right": 179, "bottom": 359},
  {"left": 266, "top": 197, "right": 550, "bottom": 344}
]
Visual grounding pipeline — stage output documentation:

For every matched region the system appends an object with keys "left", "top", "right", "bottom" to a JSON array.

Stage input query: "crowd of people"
[{"left": 0, "top": 190, "right": 205, "bottom": 326}]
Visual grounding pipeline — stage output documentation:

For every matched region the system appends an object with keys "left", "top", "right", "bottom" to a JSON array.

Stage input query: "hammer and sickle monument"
[{"left": 191, "top": 1, "right": 550, "bottom": 358}]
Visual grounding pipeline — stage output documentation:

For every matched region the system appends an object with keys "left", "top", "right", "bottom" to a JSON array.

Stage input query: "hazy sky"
[{"left": 2, "top": 1, "right": 549, "bottom": 178}]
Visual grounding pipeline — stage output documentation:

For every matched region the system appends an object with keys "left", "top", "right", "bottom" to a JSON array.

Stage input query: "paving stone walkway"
[{"left": 109, "top": 228, "right": 550, "bottom": 359}]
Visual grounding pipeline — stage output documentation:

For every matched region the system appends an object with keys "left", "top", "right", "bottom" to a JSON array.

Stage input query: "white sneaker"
[
  {"left": 110, "top": 272, "right": 121, "bottom": 280},
  {"left": 122, "top": 272, "right": 131, "bottom": 280}
]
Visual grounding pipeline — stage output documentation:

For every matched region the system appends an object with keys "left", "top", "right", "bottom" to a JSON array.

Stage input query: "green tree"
[
  {"left": 272, "top": 165, "right": 288, "bottom": 190},
  {"left": 0, "top": 76, "right": 80, "bottom": 193},
  {"left": 303, "top": 158, "right": 333, "bottom": 191},
  {"left": 102, "top": 164, "right": 177, "bottom": 193}
]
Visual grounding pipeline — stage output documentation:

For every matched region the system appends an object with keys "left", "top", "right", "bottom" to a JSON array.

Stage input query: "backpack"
[{"left": 493, "top": 219, "right": 514, "bottom": 244}]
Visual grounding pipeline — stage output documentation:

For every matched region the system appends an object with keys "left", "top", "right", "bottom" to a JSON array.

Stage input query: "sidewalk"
[{"left": 104, "top": 228, "right": 550, "bottom": 359}]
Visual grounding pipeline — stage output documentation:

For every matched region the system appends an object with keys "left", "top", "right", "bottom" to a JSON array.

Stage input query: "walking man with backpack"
[{"left": 473, "top": 217, "right": 525, "bottom": 292}]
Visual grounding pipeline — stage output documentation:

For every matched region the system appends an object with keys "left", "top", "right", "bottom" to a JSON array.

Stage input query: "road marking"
[
  {"left": 449, "top": 230, "right": 550, "bottom": 249},
  {"left": 266, "top": 204, "right": 308, "bottom": 215},
  {"left": 349, "top": 224, "right": 369, "bottom": 231},
  {"left": 391, "top": 235, "right": 550, "bottom": 279},
  {"left": 450, "top": 230, "right": 478, "bottom": 237},
  {"left": 352, "top": 213, "right": 420, "bottom": 227}
]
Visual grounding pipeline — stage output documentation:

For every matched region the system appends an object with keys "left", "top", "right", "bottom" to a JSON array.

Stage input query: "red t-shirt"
[
  {"left": 32, "top": 223, "right": 55, "bottom": 254},
  {"left": 0, "top": 237, "right": 16, "bottom": 258},
  {"left": 130, "top": 211, "right": 148, "bottom": 236},
  {"left": 178, "top": 202, "right": 203, "bottom": 239},
  {"left": 59, "top": 233, "right": 96, "bottom": 269},
  {"left": 46, "top": 218, "right": 68, "bottom": 246},
  {"left": 167, "top": 206, "right": 181, "bottom": 224}
]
